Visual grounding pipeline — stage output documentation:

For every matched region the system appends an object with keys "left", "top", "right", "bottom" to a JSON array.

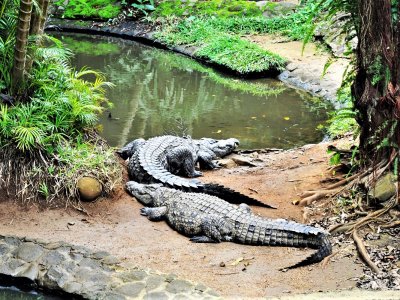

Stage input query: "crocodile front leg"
[
  {"left": 166, "top": 146, "right": 202, "bottom": 178},
  {"left": 189, "top": 215, "right": 234, "bottom": 243},
  {"left": 140, "top": 207, "right": 167, "bottom": 221}
]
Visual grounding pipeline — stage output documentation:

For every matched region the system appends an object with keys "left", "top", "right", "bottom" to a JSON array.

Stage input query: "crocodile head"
[
  {"left": 126, "top": 181, "right": 163, "bottom": 206},
  {"left": 198, "top": 138, "right": 240, "bottom": 158}
]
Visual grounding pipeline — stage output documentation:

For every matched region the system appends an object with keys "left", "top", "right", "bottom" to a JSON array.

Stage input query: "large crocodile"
[
  {"left": 118, "top": 135, "right": 273, "bottom": 208},
  {"left": 126, "top": 181, "right": 332, "bottom": 269}
]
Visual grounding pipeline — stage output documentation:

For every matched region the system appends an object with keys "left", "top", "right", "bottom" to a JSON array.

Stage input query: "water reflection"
[{"left": 55, "top": 33, "right": 331, "bottom": 149}]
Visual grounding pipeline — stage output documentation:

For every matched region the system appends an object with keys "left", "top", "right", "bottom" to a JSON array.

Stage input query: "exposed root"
[
  {"left": 298, "top": 150, "right": 399, "bottom": 273},
  {"left": 298, "top": 171, "right": 366, "bottom": 206},
  {"left": 381, "top": 220, "right": 400, "bottom": 228},
  {"left": 352, "top": 229, "right": 380, "bottom": 273},
  {"left": 321, "top": 250, "right": 340, "bottom": 268}
]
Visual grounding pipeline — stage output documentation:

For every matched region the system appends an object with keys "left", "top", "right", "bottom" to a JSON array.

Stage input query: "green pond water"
[
  {"left": 0, "top": 287, "right": 62, "bottom": 299},
  {"left": 54, "top": 33, "right": 331, "bottom": 149}
]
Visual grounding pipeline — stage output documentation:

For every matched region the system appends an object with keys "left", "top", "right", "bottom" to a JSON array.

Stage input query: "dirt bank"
[
  {"left": 246, "top": 34, "right": 350, "bottom": 106},
  {"left": 0, "top": 137, "right": 367, "bottom": 298}
]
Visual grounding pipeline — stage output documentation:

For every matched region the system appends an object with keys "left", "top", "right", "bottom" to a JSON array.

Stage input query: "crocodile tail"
[
  {"left": 286, "top": 233, "right": 332, "bottom": 269},
  {"left": 201, "top": 183, "right": 276, "bottom": 208}
]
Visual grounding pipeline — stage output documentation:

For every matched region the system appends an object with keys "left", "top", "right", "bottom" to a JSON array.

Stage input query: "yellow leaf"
[
  {"left": 251, "top": 116, "right": 257, "bottom": 119},
  {"left": 284, "top": 117, "right": 290, "bottom": 120},
  {"left": 230, "top": 257, "right": 244, "bottom": 266},
  {"left": 215, "top": 129, "right": 222, "bottom": 133}
]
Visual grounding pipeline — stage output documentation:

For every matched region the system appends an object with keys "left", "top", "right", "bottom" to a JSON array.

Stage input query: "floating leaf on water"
[
  {"left": 213, "top": 130, "right": 222, "bottom": 134},
  {"left": 284, "top": 117, "right": 290, "bottom": 120},
  {"left": 251, "top": 116, "right": 257, "bottom": 119}
]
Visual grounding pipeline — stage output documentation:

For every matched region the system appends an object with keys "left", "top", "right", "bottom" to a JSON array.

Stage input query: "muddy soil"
[{"left": 0, "top": 137, "right": 365, "bottom": 298}]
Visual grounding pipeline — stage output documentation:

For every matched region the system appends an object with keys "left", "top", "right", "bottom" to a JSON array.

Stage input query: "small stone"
[
  {"left": 219, "top": 262, "right": 225, "bottom": 267},
  {"left": 77, "top": 177, "right": 102, "bottom": 201}
]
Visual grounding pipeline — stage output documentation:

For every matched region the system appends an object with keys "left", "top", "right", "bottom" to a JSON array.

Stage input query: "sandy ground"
[{"left": 0, "top": 137, "right": 366, "bottom": 298}]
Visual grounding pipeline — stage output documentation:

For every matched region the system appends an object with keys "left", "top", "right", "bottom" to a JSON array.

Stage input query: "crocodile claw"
[
  {"left": 189, "top": 236, "right": 215, "bottom": 243},
  {"left": 140, "top": 208, "right": 149, "bottom": 216}
]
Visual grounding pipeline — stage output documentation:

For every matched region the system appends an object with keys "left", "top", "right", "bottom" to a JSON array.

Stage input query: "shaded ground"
[{"left": 0, "top": 137, "right": 366, "bottom": 298}]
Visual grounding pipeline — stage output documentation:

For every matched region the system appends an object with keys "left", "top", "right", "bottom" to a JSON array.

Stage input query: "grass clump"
[
  {"left": 154, "top": 0, "right": 262, "bottom": 18},
  {"left": 155, "top": 18, "right": 287, "bottom": 75},
  {"left": 197, "top": 35, "right": 286, "bottom": 74},
  {"left": 54, "top": 0, "right": 121, "bottom": 20}
]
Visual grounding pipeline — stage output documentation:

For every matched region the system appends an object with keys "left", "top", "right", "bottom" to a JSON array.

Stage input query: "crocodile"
[
  {"left": 118, "top": 135, "right": 273, "bottom": 208},
  {"left": 126, "top": 181, "right": 332, "bottom": 269}
]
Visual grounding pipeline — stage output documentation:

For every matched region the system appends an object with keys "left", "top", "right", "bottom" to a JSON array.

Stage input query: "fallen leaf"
[
  {"left": 251, "top": 116, "right": 257, "bottom": 119},
  {"left": 230, "top": 257, "right": 244, "bottom": 266},
  {"left": 284, "top": 117, "right": 290, "bottom": 120}
]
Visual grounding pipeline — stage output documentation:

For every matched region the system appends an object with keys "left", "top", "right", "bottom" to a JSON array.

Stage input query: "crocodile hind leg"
[{"left": 140, "top": 207, "right": 167, "bottom": 221}]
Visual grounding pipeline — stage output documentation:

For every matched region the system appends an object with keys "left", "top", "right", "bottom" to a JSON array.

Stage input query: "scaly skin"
[
  {"left": 126, "top": 182, "right": 332, "bottom": 269},
  {"left": 118, "top": 136, "right": 274, "bottom": 208}
]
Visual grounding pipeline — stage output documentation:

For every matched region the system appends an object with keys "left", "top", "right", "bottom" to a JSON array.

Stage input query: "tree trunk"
[
  {"left": 352, "top": 0, "right": 400, "bottom": 166},
  {"left": 11, "top": 0, "right": 33, "bottom": 93},
  {"left": 26, "top": 0, "right": 50, "bottom": 73}
]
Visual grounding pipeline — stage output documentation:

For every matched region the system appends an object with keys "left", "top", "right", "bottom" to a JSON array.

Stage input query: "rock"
[
  {"left": 230, "top": 154, "right": 257, "bottom": 167},
  {"left": 368, "top": 173, "right": 397, "bottom": 203},
  {"left": 115, "top": 282, "right": 145, "bottom": 297},
  {"left": 77, "top": 177, "right": 102, "bottom": 201},
  {"left": 256, "top": 1, "right": 297, "bottom": 18},
  {"left": 217, "top": 158, "right": 237, "bottom": 168},
  {"left": 166, "top": 279, "right": 193, "bottom": 294},
  {"left": 15, "top": 242, "right": 44, "bottom": 262}
]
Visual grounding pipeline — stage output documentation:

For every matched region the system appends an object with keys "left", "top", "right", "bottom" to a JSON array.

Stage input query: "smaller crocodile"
[
  {"left": 126, "top": 181, "right": 332, "bottom": 269},
  {"left": 118, "top": 135, "right": 273, "bottom": 208}
]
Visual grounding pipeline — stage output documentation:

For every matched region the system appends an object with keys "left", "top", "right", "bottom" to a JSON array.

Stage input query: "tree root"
[
  {"left": 381, "top": 220, "right": 400, "bottom": 228},
  {"left": 352, "top": 229, "right": 380, "bottom": 273},
  {"left": 297, "top": 172, "right": 365, "bottom": 206},
  {"left": 297, "top": 155, "right": 398, "bottom": 273}
]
